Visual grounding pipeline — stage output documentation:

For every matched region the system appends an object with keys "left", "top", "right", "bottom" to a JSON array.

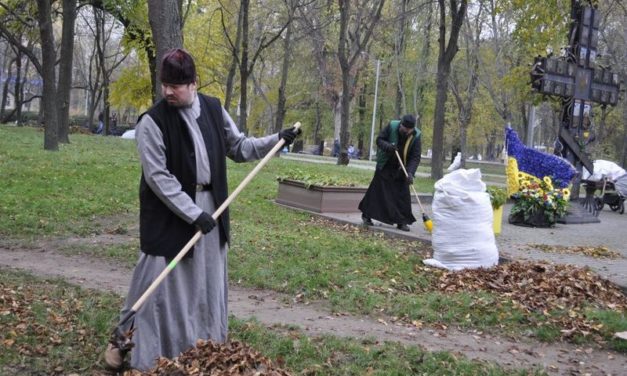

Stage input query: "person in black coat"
[{"left": 359, "top": 114, "right": 421, "bottom": 231}]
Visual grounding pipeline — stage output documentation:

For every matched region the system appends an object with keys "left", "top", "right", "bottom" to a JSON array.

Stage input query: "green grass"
[
  {"left": 0, "top": 269, "right": 544, "bottom": 375},
  {"left": 230, "top": 319, "right": 544, "bottom": 375},
  {"left": 1, "top": 125, "right": 625, "bottom": 355},
  {"left": 0, "top": 126, "right": 138, "bottom": 237}
]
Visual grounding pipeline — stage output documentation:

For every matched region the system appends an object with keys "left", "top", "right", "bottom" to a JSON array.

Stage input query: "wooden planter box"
[{"left": 276, "top": 179, "right": 367, "bottom": 213}]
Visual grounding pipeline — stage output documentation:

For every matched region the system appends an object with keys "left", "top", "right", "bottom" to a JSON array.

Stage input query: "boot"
[
  {"left": 396, "top": 224, "right": 410, "bottom": 231},
  {"left": 104, "top": 343, "right": 123, "bottom": 370},
  {"left": 362, "top": 215, "right": 374, "bottom": 226}
]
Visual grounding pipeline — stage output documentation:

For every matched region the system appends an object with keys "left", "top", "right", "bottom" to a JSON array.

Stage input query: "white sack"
[
  {"left": 423, "top": 169, "right": 499, "bottom": 271},
  {"left": 121, "top": 129, "right": 136, "bottom": 139},
  {"left": 582, "top": 160, "right": 626, "bottom": 182},
  {"left": 447, "top": 152, "right": 462, "bottom": 171}
]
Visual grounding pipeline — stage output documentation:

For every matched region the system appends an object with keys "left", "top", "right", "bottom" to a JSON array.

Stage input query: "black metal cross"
[{"left": 530, "top": 0, "right": 620, "bottom": 203}]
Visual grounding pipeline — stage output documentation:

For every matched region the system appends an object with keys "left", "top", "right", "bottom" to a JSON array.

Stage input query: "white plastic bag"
[
  {"left": 582, "top": 160, "right": 626, "bottom": 182},
  {"left": 423, "top": 169, "right": 499, "bottom": 270},
  {"left": 447, "top": 152, "right": 462, "bottom": 172}
]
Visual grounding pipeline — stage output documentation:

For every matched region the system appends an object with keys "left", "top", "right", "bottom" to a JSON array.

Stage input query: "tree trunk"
[
  {"left": 394, "top": 0, "right": 409, "bottom": 117},
  {"left": 432, "top": 0, "right": 467, "bottom": 180},
  {"left": 0, "top": 65, "right": 10, "bottom": 119},
  {"left": 336, "top": 0, "right": 385, "bottom": 165},
  {"left": 622, "top": 72, "right": 627, "bottom": 168},
  {"left": 37, "top": 0, "right": 59, "bottom": 151},
  {"left": 95, "top": 7, "right": 110, "bottom": 135},
  {"left": 237, "top": 0, "right": 250, "bottom": 134},
  {"left": 357, "top": 83, "right": 367, "bottom": 157},
  {"left": 336, "top": 0, "right": 351, "bottom": 165},
  {"left": 432, "top": 64, "right": 450, "bottom": 177},
  {"left": 274, "top": 13, "right": 293, "bottom": 133},
  {"left": 0, "top": 51, "right": 13, "bottom": 120},
  {"left": 313, "top": 100, "right": 322, "bottom": 146},
  {"left": 56, "top": 0, "right": 76, "bottom": 143},
  {"left": 13, "top": 50, "right": 22, "bottom": 126},
  {"left": 224, "top": 4, "right": 243, "bottom": 112},
  {"left": 147, "top": 0, "right": 184, "bottom": 102},
  {"left": 414, "top": 2, "right": 432, "bottom": 117}
]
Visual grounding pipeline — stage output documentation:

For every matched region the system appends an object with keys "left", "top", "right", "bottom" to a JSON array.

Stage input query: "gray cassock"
[{"left": 120, "top": 94, "right": 277, "bottom": 371}]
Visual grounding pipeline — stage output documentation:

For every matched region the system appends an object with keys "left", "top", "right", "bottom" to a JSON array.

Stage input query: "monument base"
[{"left": 557, "top": 200, "right": 600, "bottom": 224}]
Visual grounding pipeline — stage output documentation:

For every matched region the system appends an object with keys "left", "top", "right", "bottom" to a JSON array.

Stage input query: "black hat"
[
  {"left": 401, "top": 114, "right": 416, "bottom": 128},
  {"left": 160, "top": 48, "right": 197, "bottom": 85}
]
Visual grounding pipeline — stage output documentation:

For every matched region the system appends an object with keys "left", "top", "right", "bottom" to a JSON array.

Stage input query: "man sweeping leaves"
[
  {"left": 359, "top": 114, "right": 421, "bottom": 231},
  {"left": 104, "top": 48, "right": 300, "bottom": 371}
]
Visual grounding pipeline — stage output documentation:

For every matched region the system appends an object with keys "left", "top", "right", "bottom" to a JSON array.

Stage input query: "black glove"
[
  {"left": 383, "top": 142, "right": 397, "bottom": 155},
  {"left": 193, "top": 212, "right": 216, "bottom": 234},
  {"left": 278, "top": 127, "right": 301, "bottom": 146},
  {"left": 406, "top": 175, "right": 414, "bottom": 185}
]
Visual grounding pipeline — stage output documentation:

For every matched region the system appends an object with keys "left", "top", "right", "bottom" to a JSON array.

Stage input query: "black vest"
[{"left": 138, "top": 94, "right": 229, "bottom": 259}]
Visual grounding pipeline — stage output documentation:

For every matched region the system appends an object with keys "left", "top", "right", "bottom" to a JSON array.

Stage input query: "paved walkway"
[{"left": 287, "top": 202, "right": 627, "bottom": 290}]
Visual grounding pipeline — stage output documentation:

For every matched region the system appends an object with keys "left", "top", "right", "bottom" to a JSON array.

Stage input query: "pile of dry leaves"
[
  {"left": 437, "top": 261, "right": 627, "bottom": 339},
  {"left": 124, "top": 339, "right": 291, "bottom": 376},
  {"left": 528, "top": 244, "right": 622, "bottom": 259}
]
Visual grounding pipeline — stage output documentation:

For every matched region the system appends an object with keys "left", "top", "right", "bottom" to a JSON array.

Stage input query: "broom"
[
  {"left": 394, "top": 150, "right": 433, "bottom": 233},
  {"left": 105, "top": 122, "right": 302, "bottom": 369}
]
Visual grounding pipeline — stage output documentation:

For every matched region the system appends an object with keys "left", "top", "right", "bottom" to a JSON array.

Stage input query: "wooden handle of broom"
[
  {"left": 394, "top": 150, "right": 426, "bottom": 212},
  {"left": 129, "top": 122, "right": 302, "bottom": 313}
]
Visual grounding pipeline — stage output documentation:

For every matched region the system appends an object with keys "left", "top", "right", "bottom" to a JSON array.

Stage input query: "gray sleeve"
[
  {"left": 135, "top": 115, "right": 203, "bottom": 223},
  {"left": 222, "top": 108, "right": 279, "bottom": 162}
]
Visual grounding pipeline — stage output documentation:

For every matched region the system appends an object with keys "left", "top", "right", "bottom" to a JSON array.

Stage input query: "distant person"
[
  {"left": 104, "top": 48, "right": 300, "bottom": 371},
  {"left": 95, "top": 112, "right": 104, "bottom": 134},
  {"left": 332, "top": 138, "right": 340, "bottom": 157},
  {"left": 359, "top": 114, "right": 421, "bottom": 231},
  {"left": 347, "top": 144, "right": 355, "bottom": 158}
]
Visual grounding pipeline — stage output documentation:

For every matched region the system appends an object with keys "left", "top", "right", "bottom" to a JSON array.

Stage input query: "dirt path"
[{"left": 1, "top": 245, "right": 625, "bottom": 376}]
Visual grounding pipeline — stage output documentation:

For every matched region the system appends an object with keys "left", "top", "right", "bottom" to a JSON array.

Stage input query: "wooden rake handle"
[
  {"left": 394, "top": 150, "right": 426, "bottom": 213},
  {"left": 129, "top": 122, "right": 302, "bottom": 314}
]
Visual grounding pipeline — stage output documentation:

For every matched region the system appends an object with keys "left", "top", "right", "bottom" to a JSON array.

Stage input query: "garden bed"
[{"left": 276, "top": 179, "right": 367, "bottom": 213}]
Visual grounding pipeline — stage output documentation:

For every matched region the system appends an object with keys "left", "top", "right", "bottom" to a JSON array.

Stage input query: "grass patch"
[
  {"left": 0, "top": 126, "right": 138, "bottom": 237},
  {"left": 230, "top": 319, "right": 545, "bottom": 375},
  {"left": 0, "top": 269, "right": 542, "bottom": 375}
]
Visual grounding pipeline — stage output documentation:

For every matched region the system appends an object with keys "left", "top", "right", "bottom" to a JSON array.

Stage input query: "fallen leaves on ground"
[
  {"left": 0, "top": 278, "right": 113, "bottom": 374},
  {"left": 124, "top": 339, "right": 291, "bottom": 376},
  {"left": 528, "top": 243, "right": 622, "bottom": 259},
  {"left": 437, "top": 261, "right": 627, "bottom": 339}
]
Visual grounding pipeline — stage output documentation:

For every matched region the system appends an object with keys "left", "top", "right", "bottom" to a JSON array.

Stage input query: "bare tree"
[
  {"left": 450, "top": 0, "right": 484, "bottom": 167},
  {"left": 274, "top": 0, "right": 300, "bottom": 134},
  {"left": 431, "top": 0, "right": 467, "bottom": 179},
  {"left": 220, "top": 2, "right": 243, "bottom": 112},
  {"left": 336, "top": 0, "right": 385, "bottom": 165},
  {"left": 413, "top": 2, "right": 433, "bottom": 120},
  {"left": 36, "top": 0, "right": 59, "bottom": 150},
  {"left": 393, "top": 0, "right": 410, "bottom": 117},
  {"left": 240, "top": 1, "right": 289, "bottom": 134},
  {"left": 56, "top": 0, "right": 77, "bottom": 143}
]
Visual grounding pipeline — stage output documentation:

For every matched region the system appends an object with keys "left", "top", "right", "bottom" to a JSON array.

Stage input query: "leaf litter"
[
  {"left": 435, "top": 261, "right": 627, "bottom": 339},
  {"left": 123, "top": 339, "right": 291, "bottom": 376},
  {"left": 527, "top": 243, "right": 622, "bottom": 259}
]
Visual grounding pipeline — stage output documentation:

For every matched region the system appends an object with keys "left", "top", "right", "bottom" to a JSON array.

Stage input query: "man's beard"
[{"left": 166, "top": 93, "right": 195, "bottom": 107}]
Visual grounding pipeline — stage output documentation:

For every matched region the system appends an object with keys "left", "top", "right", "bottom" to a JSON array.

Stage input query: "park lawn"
[
  {"left": 0, "top": 125, "right": 625, "bottom": 353},
  {"left": 0, "top": 269, "right": 542, "bottom": 375}
]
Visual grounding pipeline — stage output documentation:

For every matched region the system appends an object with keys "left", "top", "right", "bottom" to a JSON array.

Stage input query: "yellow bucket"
[{"left": 492, "top": 206, "right": 503, "bottom": 235}]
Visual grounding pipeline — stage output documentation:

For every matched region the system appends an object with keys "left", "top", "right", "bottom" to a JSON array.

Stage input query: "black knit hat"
[
  {"left": 401, "top": 114, "right": 416, "bottom": 128},
  {"left": 160, "top": 48, "right": 196, "bottom": 85}
]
